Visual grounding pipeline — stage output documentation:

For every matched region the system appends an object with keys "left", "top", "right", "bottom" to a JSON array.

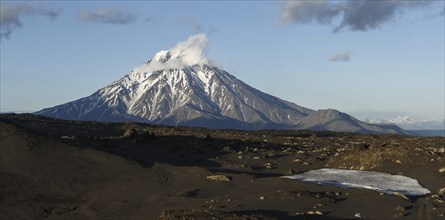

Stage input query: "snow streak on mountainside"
[{"left": 36, "top": 34, "right": 409, "bottom": 134}]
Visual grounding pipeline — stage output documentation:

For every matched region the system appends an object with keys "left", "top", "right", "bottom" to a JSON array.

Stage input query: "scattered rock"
[
  {"left": 393, "top": 213, "right": 404, "bottom": 218},
  {"left": 431, "top": 194, "right": 440, "bottom": 199},
  {"left": 393, "top": 192, "right": 409, "bottom": 201},
  {"left": 354, "top": 213, "right": 361, "bottom": 218},
  {"left": 317, "top": 154, "right": 328, "bottom": 161},
  {"left": 282, "top": 147, "right": 292, "bottom": 153},
  {"left": 206, "top": 175, "right": 231, "bottom": 182},
  {"left": 431, "top": 194, "right": 445, "bottom": 203},
  {"left": 428, "top": 149, "right": 436, "bottom": 155},
  {"left": 265, "top": 151, "right": 276, "bottom": 158},
  {"left": 306, "top": 211, "right": 323, "bottom": 215},
  {"left": 394, "top": 205, "right": 405, "bottom": 212},
  {"left": 314, "top": 211, "right": 323, "bottom": 215},
  {"left": 60, "top": 135, "right": 75, "bottom": 140},
  {"left": 431, "top": 194, "right": 444, "bottom": 203},
  {"left": 221, "top": 146, "right": 231, "bottom": 153},
  {"left": 122, "top": 128, "right": 137, "bottom": 138},
  {"left": 244, "top": 146, "right": 250, "bottom": 153},
  {"left": 438, "top": 167, "right": 445, "bottom": 173},
  {"left": 438, "top": 187, "right": 445, "bottom": 195},
  {"left": 259, "top": 196, "right": 265, "bottom": 200}
]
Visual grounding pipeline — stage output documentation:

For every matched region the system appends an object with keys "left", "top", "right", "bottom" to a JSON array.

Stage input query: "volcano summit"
[{"left": 36, "top": 34, "right": 408, "bottom": 134}]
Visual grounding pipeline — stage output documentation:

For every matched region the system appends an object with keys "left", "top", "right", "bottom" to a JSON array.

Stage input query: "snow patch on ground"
[{"left": 282, "top": 168, "right": 430, "bottom": 196}]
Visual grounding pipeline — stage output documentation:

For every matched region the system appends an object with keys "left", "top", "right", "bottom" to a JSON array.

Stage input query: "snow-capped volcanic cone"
[{"left": 36, "top": 34, "right": 410, "bottom": 134}]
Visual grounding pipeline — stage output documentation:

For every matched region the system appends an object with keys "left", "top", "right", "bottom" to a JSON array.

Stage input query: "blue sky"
[{"left": 1, "top": 0, "right": 444, "bottom": 121}]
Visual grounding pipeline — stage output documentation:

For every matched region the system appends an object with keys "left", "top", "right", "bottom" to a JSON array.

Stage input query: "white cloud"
[
  {"left": 133, "top": 33, "right": 211, "bottom": 73},
  {"left": 0, "top": 2, "right": 60, "bottom": 39},
  {"left": 280, "top": 0, "right": 339, "bottom": 25},
  {"left": 170, "top": 33, "right": 209, "bottom": 66},
  {"left": 79, "top": 8, "right": 136, "bottom": 25},
  {"left": 279, "top": 0, "right": 440, "bottom": 32},
  {"left": 328, "top": 51, "right": 350, "bottom": 62}
]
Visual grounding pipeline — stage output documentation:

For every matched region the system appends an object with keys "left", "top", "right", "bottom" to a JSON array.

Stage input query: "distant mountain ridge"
[
  {"left": 367, "top": 116, "right": 445, "bottom": 130},
  {"left": 35, "top": 34, "right": 410, "bottom": 135},
  {"left": 364, "top": 116, "right": 444, "bottom": 136},
  {"left": 298, "top": 109, "right": 409, "bottom": 134}
]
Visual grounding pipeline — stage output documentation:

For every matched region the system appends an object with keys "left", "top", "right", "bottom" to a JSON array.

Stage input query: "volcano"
[{"left": 36, "top": 34, "right": 409, "bottom": 134}]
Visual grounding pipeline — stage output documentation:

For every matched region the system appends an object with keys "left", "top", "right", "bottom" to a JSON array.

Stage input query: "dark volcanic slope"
[
  {"left": 1, "top": 114, "right": 444, "bottom": 220},
  {"left": 0, "top": 118, "right": 155, "bottom": 219}
]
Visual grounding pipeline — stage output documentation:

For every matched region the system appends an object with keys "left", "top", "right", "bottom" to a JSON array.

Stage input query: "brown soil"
[{"left": 1, "top": 113, "right": 444, "bottom": 219}]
